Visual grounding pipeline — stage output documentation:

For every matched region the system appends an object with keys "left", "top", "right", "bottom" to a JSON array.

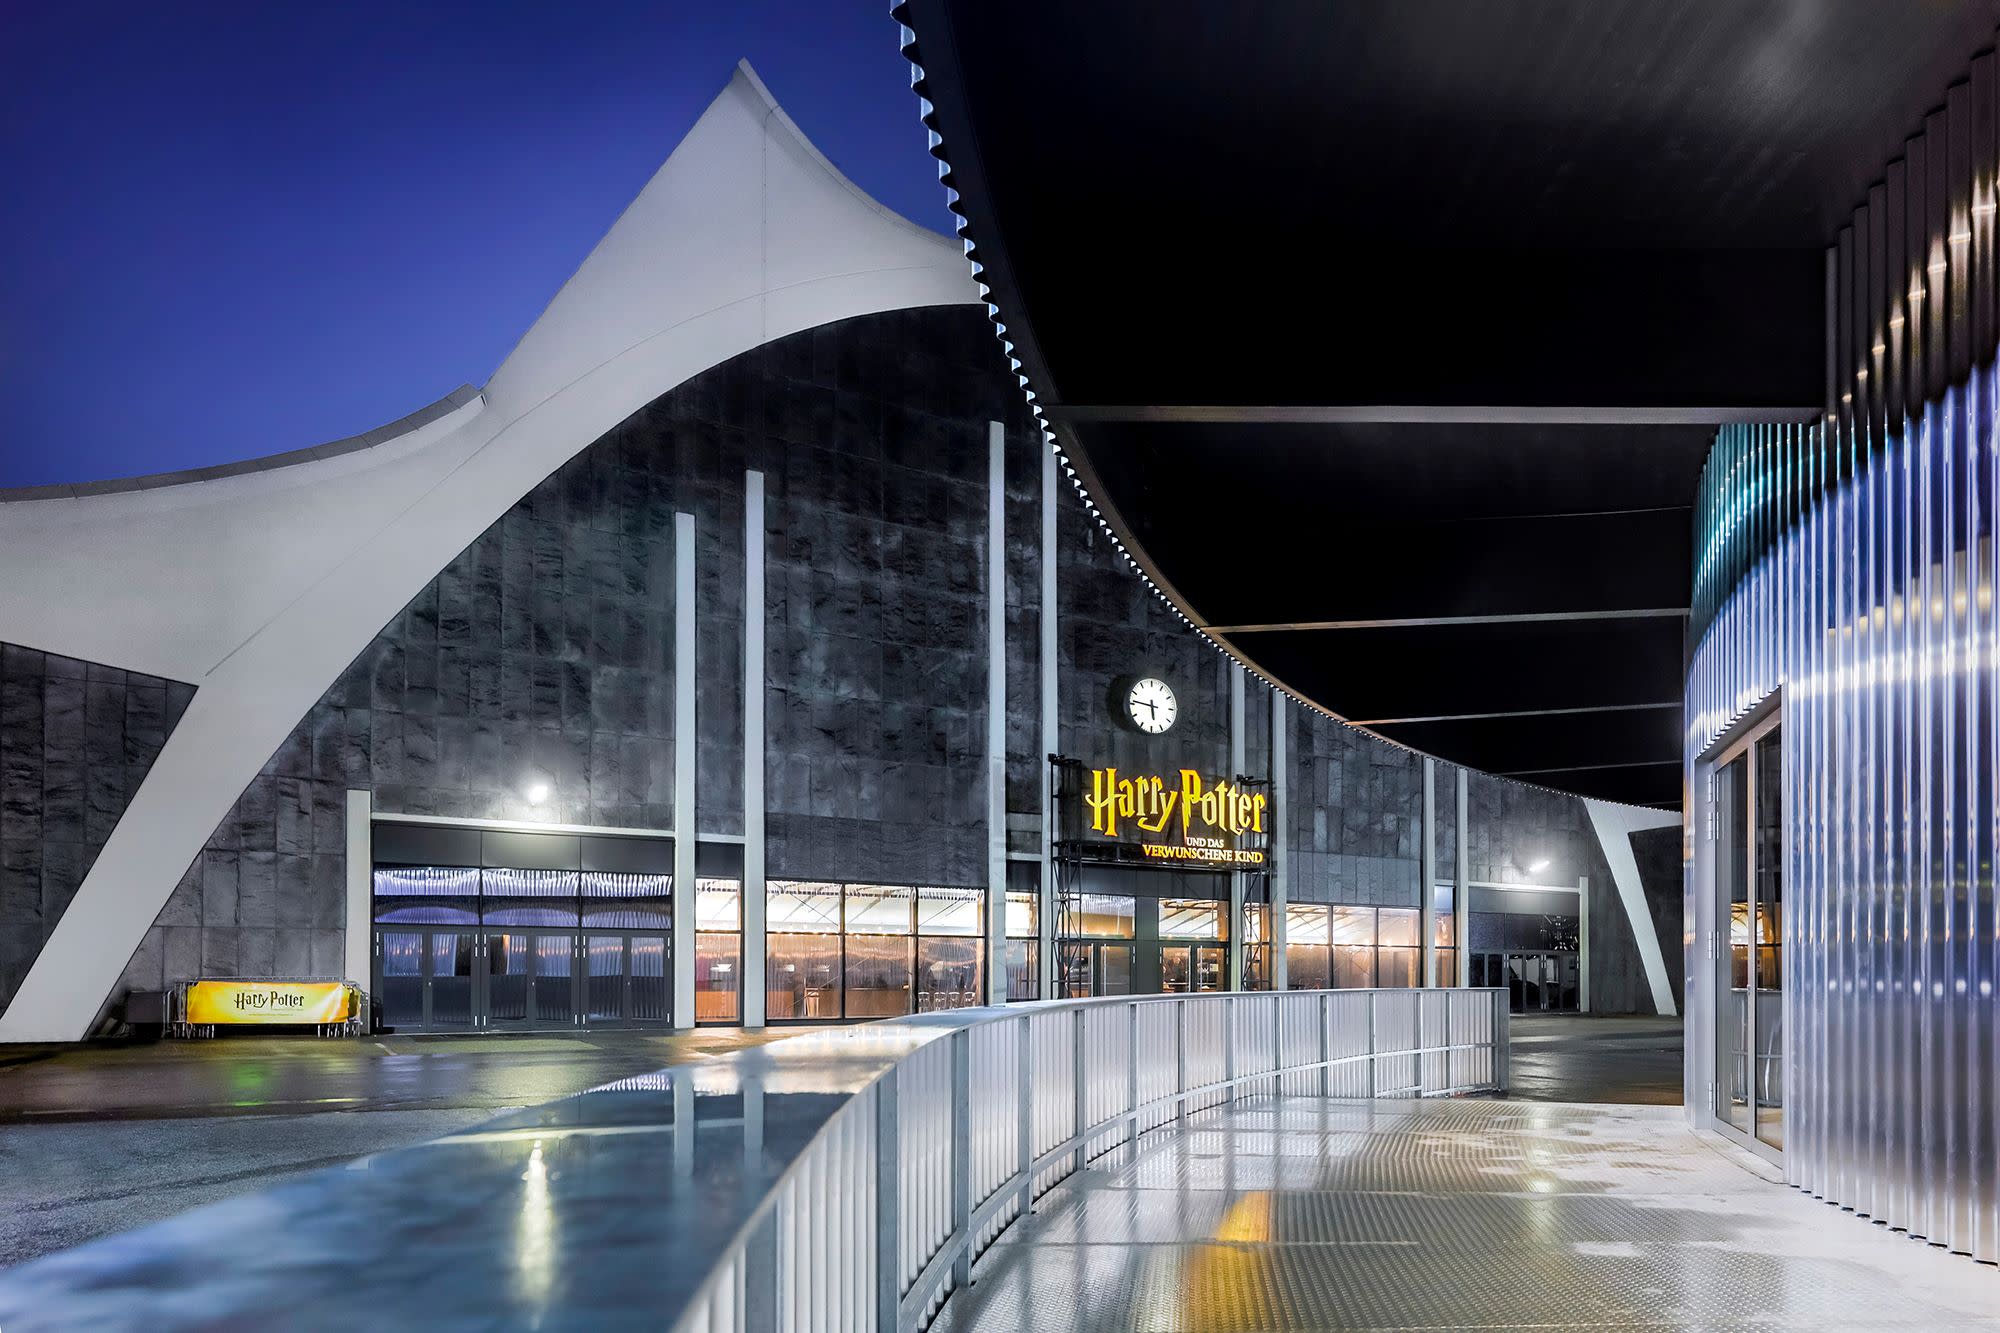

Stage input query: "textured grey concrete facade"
[
  {"left": 46, "top": 304, "right": 1681, "bottom": 1023},
  {"left": 0, "top": 646, "right": 192, "bottom": 1015},
  {"left": 1284, "top": 706, "right": 1425, "bottom": 907}
]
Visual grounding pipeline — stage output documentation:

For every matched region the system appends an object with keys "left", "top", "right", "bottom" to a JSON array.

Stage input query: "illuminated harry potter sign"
[{"left": 1086, "top": 767, "right": 1268, "bottom": 866}]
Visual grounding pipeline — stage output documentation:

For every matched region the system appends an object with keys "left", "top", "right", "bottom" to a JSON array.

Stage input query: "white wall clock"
[{"left": 1127, "top": 677, "right": 1178, "bottom": 734}]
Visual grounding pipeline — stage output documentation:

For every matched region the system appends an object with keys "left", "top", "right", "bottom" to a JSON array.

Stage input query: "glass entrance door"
[
  {"left": 1161, "top": 945, "right": 1226, "bottom": 993},
  {"left": 373, "top": 928, "right": 480, "bottom": 1030},
  {"left": 1058, "top": 942, "right": 1135, "bottom": 997},
  {"left": 1712, "top": 714, "right": 1783, "bottom": 1153}
]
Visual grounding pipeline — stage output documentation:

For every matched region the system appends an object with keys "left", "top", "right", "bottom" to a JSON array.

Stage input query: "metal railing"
[{"left": 672, "top": 986, "right": 1508, "bottom": 1333}]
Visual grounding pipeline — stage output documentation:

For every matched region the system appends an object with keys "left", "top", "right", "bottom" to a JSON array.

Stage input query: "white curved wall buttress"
[{"left": 0, "top": 62, "right": 979, "bottom": 1041}]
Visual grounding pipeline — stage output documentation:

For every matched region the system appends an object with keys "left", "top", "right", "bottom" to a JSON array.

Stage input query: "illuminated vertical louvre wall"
[{"left": 1685, "top": 50, "right": 2000, "bottom": 1257}]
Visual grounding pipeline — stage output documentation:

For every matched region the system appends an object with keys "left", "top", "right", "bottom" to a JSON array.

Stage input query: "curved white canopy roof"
[{"left": 0, "top": 62, "right": 979, "bottom": 1041}]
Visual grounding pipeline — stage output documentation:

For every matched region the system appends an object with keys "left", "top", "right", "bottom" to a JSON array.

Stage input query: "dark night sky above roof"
[{"left": 900, "top": 0, "right": 2000, "bottom": 807}]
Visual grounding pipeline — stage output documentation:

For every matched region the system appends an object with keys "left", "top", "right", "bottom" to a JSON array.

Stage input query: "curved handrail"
[
  {"left": 0, "top": 987, "right": 1505, "bottom": 1330},
  {"left": 669, "top": 986, "right": 1507, "bottom": 1333}
]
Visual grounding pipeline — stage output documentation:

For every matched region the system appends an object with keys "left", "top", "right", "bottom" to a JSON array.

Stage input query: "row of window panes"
[
  {"left": 373, "top": 866, "right": 675, "bottom": 929},
  {"left": 766, "top": 881, "right": 985, "bottom": 1020},
  {"left": 1244, "top": 904, "right": 1459, "bottom": 989},
  {"left": 1054, "top": 895, "right": 1227, "bottom": 941}
]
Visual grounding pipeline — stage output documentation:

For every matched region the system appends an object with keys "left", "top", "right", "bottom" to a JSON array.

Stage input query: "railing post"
[
  {"left": 743, "top": 1207, "right": 779, "bottom": 1332},
  {"left": 1016, "top": 1013, "right": 1034, "bottom": 1216},
  {"left": 1272, "top": 992, "right": 1283, "bottom": 1097},
  {"left": 1366, "top": 990, "right": 1378, "bottom": 1099},
  {"left": 1126, "top": 1001, "right": 1140, "bottom": 1159},
  {"left": 1318, "top": 992, "right": 1331, "bottom": 1097},
  {"left": 1224, "top": 995, "right": 1237, "bottom": 1104},
  {"left": 1072, "top": 1006, "right": 1089, "bottom": 1173},
  {"left": 1175, "top": 998, "right": 1188, "bottom": 1124},
  {"left": 1494, "top": 988, "right": 1510, "bottom": 1092},
  {"left": 951, "top": 1029, "right": 972, "bottom": 1292},
  {"left": 875, "top": 1072, "right": 901, "bottom": 1333}
]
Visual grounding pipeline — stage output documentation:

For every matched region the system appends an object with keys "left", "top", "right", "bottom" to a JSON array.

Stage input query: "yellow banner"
[{"left": 186, "top": 980, "right": 354, "bottom": 1026}]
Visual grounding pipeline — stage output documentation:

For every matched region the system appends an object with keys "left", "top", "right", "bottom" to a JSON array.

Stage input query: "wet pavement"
[
  {"left": 934, "top": 1097, "right": 2000, "bottom": 1332},
  {"left": 1505, "top": 1012, "right": 1684, "bottom": 1104},
  {"left": 0, "top": 1011, "right": 1674, "bottom": 1274},
  {"left": 0, "top": 1027, "right": 790, "bottom": 1122},
  {"left": 0, "top": 1027, "right": 797, "bottom": 1268}
]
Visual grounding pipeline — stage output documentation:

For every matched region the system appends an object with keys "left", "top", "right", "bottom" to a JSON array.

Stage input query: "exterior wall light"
[
  {"left": 526, "top": 777, "right": 551, "bottom": 807},
  {"left": 1528, "top": 859, "right": 1550, "bottom": 874}
]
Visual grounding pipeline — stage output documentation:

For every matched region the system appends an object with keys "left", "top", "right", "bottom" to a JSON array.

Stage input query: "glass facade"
[
  {"left": 1003, "top": 891, "right": 1038, "bottom": 1001},
  {"left": 1280, "top": 904, "right": 1427, "bottom": 991},
  {"left": 765, "top": 881, "right": 985, "bottom": 1021},
  {"left": 694, "top": 878, "right": 742, "bottom": 1023},
  {"left": 371, "top": 865, "right": 672, "bottom": 1032}
]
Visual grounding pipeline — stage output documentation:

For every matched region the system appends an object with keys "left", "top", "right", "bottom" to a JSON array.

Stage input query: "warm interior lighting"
[{"left": 1872, "top": 342, "right": 1887, "bottom": 355}]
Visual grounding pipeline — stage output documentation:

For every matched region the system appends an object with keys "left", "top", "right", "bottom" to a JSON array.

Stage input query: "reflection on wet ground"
[
  {"left": 932, "top": 1097, "right": 2000, "bottom": 1332},
  {"left": 1506, "top": 1013, "right": 1684, "bottom": 1105},
  {"left": 0, "top": 1028, "right": 796, "bottom": 1268},
  {"left": 0, "top": 1027, "right": 791, "bottom": 1122}
]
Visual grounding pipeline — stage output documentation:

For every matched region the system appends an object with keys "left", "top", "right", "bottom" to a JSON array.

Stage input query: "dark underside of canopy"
[{"left": 898, "top": 0, "right": 2000, "bottom": 808}]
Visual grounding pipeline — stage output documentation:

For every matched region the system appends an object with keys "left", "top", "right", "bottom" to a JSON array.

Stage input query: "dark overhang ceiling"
[{"left": 897, "top": 0, "right": 2000, "bottom": 808}]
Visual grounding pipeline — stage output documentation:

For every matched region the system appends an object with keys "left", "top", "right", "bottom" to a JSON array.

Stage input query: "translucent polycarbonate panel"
[
  {"left": 1286, "top": 904, "right": 1331, "bottom": 944},
  {"left": 1330, "top": 905, "right": 1376, "bottom": 947},
  {"left": 1377, "top": 908, "right": 1420, "bottom": 948},
  {"left": 845, "top": 934, "right": 913, "bottom": 1017},
  {"left": 1688, "top": 383, "right": 1999, "bottom": 1259},
  {"left": 1066, "top": 894, "right": 1135, "bottom": 938},
  {"left": 766, "top": 933, "right": 839, "bottom": 1020},
  {"left": 1286, "top": 945, "right": 1332, "bottom": 990},
  {"left": 916, "top": 886, "right": 981, "bottom": 937},
  {"left": 915, "top": 936, "right": 981, "bottom": 1011},
  {"left": 694, "top": 878, "right": 740, "bottom": 929},
  {"left": 844, "top": 884, "right": 917, "bottom": 936},
  {"left": 766, "top": 881, "right": 841, "bottom": 933},
  {"left": 694, "top": 932, "right": 739, "bottom": 1022},
  {"left": 371, "top": 866, "right": 478, "bottom": 926},
  {"left": 1157, "top": 899, "right": 1226, "bottom": 939}
]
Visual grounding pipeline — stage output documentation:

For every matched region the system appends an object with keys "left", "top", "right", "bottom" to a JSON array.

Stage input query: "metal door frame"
[{"left": 1703, "top": 707, "right": 1785, "bottom": 1165}]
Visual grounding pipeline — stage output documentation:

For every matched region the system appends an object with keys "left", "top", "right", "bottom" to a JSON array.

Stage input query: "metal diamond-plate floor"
[{"left": 931, "top": 1098, "right": 2000, "bottom": 1332}]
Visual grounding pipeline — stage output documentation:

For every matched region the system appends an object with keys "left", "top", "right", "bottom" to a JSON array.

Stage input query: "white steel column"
[
  {"left": 343, "top": 790, "right": 372, "bottom": 1002},
  {"left": 1455, "top": 767, "right": 1470, "bottom": 986},
  {"left": 1269, "top": 689, "right": 1288, "bottom": 990},
  {"left": 1578, "top": 874, "right": 1591, "bottom": 1014},
  {"left": 673, "top": 511, "right": 697, "bottom": 1029},
  {"left": 1421, "top": 757, "right": 1437, "bottom": 986},
  {"left": 986, "top": 423, "right": 1008, "bottom": 1004},
  {"left": 1038, "top": 445, "right": 1058, "bottom": 996},
  {"left": 742, "top": 470, "right": 767, "bottom": 1026},
  {"left": 1229, "top": 667, "right": 1245, "bottom": 989}
]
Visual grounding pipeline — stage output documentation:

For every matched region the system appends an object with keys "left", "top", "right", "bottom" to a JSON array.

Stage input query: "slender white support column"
[
  {"left": 1269, "top": 689, "right": 1289, "bottom": 990},
  {"left": 343, "top": 790, "right": 372, "bottom": 1011},
  {"left": 742, "top": 470, "right": 767, "bottom": 1027},
  {"left": 986, "top": 422, "right": 1008, "bottom": 1004},
  {"left": 1421, "top": 756, "right": 1437, "bottom": 987},
  {"left": 1578, "top": 874, "right": 1591, "bottom": 1014},
  {"left": 1228, "top": 667, "right": 1245, "bottom": 989},
  {"left": 673, "top": 511, "right": 697, "bottom": 1030},
  {"left": 1455, "top": 767, "right": 1470, "bottom": 987},
  {"left": 1038, "top": 446, "right": 1058, "bottom": 997}
]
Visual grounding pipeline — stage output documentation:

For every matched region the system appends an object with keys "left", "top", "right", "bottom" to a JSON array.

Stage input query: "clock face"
[{"left": 1127, "top": 677, "right": 1178, "bottom": 734}]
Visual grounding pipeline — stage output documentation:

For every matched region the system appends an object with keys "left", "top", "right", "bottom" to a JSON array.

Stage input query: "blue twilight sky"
[{"left": 0, "top": 1, "right": 951, "bottom": 488}]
